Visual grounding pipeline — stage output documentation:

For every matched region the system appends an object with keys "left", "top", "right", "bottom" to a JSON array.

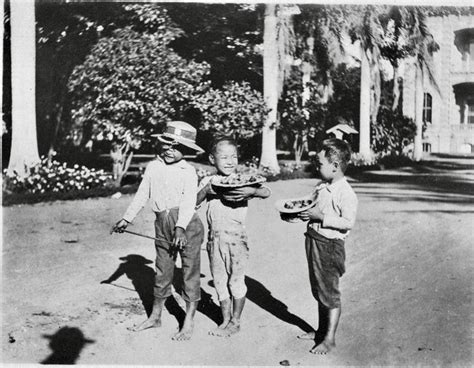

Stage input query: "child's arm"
[
  {"left": 299, "top": 191, "right": 358, "bottom": 231},
  {"left": 111, "top": 163, "right": 152, "bottom": 233},
  {"left": 196, "top": 179, "right": 214, "bottom": 206},
  {"left": 222, "top": 184, "right": 271, "bottom": 202}
]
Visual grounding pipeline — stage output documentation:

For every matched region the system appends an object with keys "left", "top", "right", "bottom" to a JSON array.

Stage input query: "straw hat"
[{"left": 151, "top": 121, "right": 204, "bottom": 153}]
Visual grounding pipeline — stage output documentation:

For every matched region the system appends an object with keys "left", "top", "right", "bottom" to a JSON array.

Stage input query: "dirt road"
[{"left": 2, "top": 158, "right": 473, "bottom": 365}]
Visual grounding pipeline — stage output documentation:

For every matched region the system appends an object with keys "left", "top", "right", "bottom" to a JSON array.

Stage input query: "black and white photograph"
[{"left": 2, "top": 0, "right": 473, "bottom": 365}]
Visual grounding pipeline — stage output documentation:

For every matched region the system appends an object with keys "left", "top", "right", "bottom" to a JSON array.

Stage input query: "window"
[
  {"left": 422, "top": 143, "right": 432, "bottom": 153},
  {"left": 423, "top": 93, "right": 432, "bottom": 123},
  {"left": 468, "top": 103, "right": 474, "bottom": 124}
]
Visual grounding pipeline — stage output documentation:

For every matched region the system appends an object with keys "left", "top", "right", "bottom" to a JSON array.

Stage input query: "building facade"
[{"left": 402, "top": 14, "right": 474, "bottom": 154}]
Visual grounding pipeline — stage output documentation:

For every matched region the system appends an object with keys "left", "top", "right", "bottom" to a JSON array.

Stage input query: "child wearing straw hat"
[{"left": 111, "top": 121, "right": 205, "bottom": 341}]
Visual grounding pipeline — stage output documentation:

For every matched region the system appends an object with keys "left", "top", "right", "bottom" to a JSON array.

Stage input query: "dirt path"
[{"left": 2, "top": 160, "right": 473, "bottom": 366}]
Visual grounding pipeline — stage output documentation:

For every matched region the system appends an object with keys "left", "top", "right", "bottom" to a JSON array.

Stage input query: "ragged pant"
[
  {"left": 154, "top": 208, "right": 204, "bottom": 302},
  {"left": 207, "top": 223, "right": 249, "bottom": 302},
  {"left": 305, "top": 227, "right": 345, "bottom": 309}
]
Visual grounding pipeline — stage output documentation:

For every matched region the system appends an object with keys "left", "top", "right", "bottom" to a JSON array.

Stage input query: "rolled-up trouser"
[
  {"left": 154, "top": 208, "right": 204, "bottom": 302},
  {"left": 207, "top": 222, "right": 249, "bottom": 302},
  {"left": 305, "top": 227, "right": 345, "bottom": 309}
]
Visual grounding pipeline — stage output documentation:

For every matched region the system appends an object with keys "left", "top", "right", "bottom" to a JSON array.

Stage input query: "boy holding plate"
[
  {"left": 292, "top": 138, "right": 358, "bottom": 355},
  {"left": 197, "top": 137, "right": 271, "bottom": 337}
]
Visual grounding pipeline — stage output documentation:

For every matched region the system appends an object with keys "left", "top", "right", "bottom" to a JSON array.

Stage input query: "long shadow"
[
  {"left": 245, "top": 276, "right": 313, "bottom": 333},
  {"left": 102, "top": 256, "right": 221, "bottom": 327},
  {"left": 101, "top": 254, "right": 155, "bottom": 316},
  {"left": 41, "top": 326, "right": 95, "bottom": 364}
]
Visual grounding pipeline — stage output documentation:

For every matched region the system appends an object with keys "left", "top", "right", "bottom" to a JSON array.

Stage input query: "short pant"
[
  {"left": 153, "top": 208, "right": 204, "bottom": 302},
  {"left": 207, "top": 223, "right": 249, "bottom": 301},
  {"left": 305, "top": 227, "right": 345, "bottom": 309}
]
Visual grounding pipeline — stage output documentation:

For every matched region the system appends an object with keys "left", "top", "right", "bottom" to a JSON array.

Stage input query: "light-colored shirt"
[
  {"left": 308, "top": 177, "right": 358, "bottom": 240},
  {"left": 123, "top": 157, "right": 198, "bottom": 229},
  {"left": 198, "top": 175, "right": 249, "bottom": 229}
]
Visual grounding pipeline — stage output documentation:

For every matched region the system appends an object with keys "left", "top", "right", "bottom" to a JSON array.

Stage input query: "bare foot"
[
  {"left": 209, "top": 321, "right": 230, "bottom": 336},
  {"left": 212, "top": 320, "right": 240, "bottom": 337},
  {"left": 297, "top": 331, "right": 316, "bottom": 340},
  {"left": 133, "top": 316, "right": 161, "bottom": 332},
  {"left": 172, "top": 323, "right": 194, "bottom": 341},
  {"left": 310, "top": 339, "right": 335, "bottom": 355}
]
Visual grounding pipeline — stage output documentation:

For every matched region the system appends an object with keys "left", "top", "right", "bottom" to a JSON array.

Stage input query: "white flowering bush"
[
  {"left": 350, "top": 152, "right": 378, "bottom": 167},
  {"left": 3, "top": 156, "right": 111, "bottom": 194}
]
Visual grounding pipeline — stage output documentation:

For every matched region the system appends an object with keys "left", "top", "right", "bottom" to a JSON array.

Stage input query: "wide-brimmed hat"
[{"left": 151, "top": 121, "right": 204, "bottom": 153}]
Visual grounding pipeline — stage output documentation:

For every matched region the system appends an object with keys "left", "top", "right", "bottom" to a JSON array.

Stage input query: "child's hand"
[
  {"left": 111, "top": 219, "right": 129, "bottom": 234},
  {"left": 173, "top": 226, "right": 188, "bottom": 249},
  {"left": 222, "top": 186, "right": 257, "bottom": 202},
  {"left": 298, "top": 207, "right": 324, "bottom": 222},
  {"left": 205, "top": 181, "right": 216, "bottom": 195}
]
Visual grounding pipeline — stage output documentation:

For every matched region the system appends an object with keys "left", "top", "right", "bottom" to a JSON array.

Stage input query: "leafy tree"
[
  {"left": 36, "top": 1, "right": 125, "bottom": 158},
  {"left": 68, "top": 7, "right": 210, "bottom": 185},
  {"left": 372, "top": 106, "right": 416, "bottom": 155},
  {"left": 164, "top": 3, "right": 263, "bottom": 90},
  {"left": 191, "top": 81, "right": 266, "bottom": 147},
  {"left": 280, "top": 64, "right": 361, "bottom": 161}
]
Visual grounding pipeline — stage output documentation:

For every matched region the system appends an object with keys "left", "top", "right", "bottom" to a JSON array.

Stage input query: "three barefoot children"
[{"left": 112, "top": 121, "right": 357, "bottom": 354}]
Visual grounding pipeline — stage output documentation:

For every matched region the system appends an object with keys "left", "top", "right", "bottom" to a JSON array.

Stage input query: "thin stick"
[
  {"left": 122, "top": 229, "right": 175, "bottom": 245},
  {"left": 107, "top": 282, "right": 136, "bottom": 292}
]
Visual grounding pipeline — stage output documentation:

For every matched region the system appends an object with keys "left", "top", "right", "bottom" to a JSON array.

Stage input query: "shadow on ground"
[
  {"left": 350, "top": 158, "right": 474, "bottom": 204},
  {"left": 245, "top": 276, "right": 313, "bottom": 333},
  {"left": 101, "top": 255, "right": 222, "bottom": 328},
  {"left": 41, "top": 326, "right": 95, "bottom": 364}
]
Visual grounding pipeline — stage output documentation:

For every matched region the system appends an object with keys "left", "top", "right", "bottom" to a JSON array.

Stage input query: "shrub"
[
  {"left": 372, "top": 107, "right": 416, "bottom": 155},
  {"left": 377, "top": 154, "right": 414, "bottom": 169},
  {"left": 3, "top": 155, "right": 112, "bottom": 195},
  {"left": 350, "top": 152, "right": 378, "bottom": 167}
]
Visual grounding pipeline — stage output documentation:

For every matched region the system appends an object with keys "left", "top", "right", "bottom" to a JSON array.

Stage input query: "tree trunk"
[
  {"left": 7, "top": 0, "right": 40, "bottom": 177},
  {"left": 392, "top": 64, "right": 400, "bottom": 111},
  {"left": 359, "top": 47, "right": 371, "bottom": 159},
  {"left": 260, "top": 4, "right": 280, "bottom": 174},
  {"left": 293, "top": 132, "right": 307, "bottom": 164},
  {"left": 413, "top": 64, "right": 424, "bottom": 161}
]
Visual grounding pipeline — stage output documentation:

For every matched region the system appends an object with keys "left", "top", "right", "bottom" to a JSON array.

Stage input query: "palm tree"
[
  {"left": 7, "top": 0, "right": 40, "bottom": 177},
  {"left": 279, "top": 4, "right": 345, "bottom": 163},
  {"left": 260, "top": 4, "right": 297, "bottom": 174},
  {"left": 348, "top": 5, "right": 386, "bottom": 160}
]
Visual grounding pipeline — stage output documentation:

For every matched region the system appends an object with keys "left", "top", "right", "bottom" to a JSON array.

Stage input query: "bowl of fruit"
[
  {"left": 211, "top": 173, "right": 266, "bottom": 189},
  {"left": 275, "top": 196, "right": 316, "bottom": 223}
]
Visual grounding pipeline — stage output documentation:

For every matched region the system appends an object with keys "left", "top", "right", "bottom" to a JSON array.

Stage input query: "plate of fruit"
[
  {"left": 275, "top": 196, "right": 316, "bottom": 223},
  {"left": 274, "top": 197, "right": 316, "bottom": 214},
  {"left": 211, "top": 173, "right": 266, "bottom": 189}
]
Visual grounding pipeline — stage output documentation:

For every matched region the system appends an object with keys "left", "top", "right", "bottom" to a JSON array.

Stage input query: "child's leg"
[
  {"left": 133, "top": 297, "right": 166, "bottom": 331},
  {"left": 172, "top": 300, "right": 198, "bottom": 341},
  {"left": 134, "top": 210, "right": 177, "bottom": 332},
  {"left": 214, "top": 227, "right": 248, "bottom": 337},
  {"left": 172, "top": 214, "right": 203, "bottom": 341},
  {"left": 207, "top": 230, "right": 233, "bottom": 334},
  {"left": 310, "top": 305, "right": 340, "bottom": 354}
]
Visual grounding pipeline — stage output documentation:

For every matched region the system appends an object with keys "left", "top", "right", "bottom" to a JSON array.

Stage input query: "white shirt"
[
  {"left": 308, "top": 177, "right": 358, "bottom": 240},
  {"left": 198, "top": 175, "right": 248, "bottom": 229},
  {"left": 123, "top": 157, "right": 197, "bottom": 229}
]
